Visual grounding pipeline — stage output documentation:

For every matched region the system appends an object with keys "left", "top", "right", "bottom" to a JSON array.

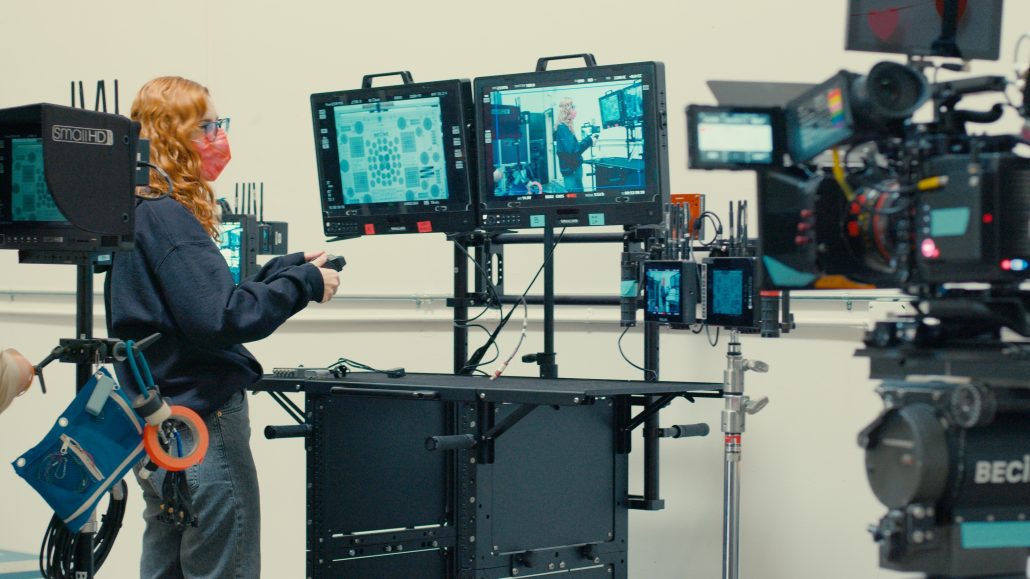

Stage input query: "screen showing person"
[
  {"left": 646, "top": 265, "right": 682, "bottom": 317},
  {"left": 0, "top": 137, "right": 69, "bottom": 226},
  {"left": 218, "top": 219, "right": 244, "bottom": 284},
  {"left": 484, "top": 76, "right": 651, "bottom": 197}
]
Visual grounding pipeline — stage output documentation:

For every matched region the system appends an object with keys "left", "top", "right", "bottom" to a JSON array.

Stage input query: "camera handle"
[
  {"left": 361, "top": 71, "right": 414, "bottom": 89},
  {"left": 721, "top": 330, "right": 769, "bottom": 579},
  {"left": 535, "top": 53, "right": 597, "bottom": 72}
]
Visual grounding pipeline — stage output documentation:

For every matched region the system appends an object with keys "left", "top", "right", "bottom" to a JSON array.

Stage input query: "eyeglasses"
[{"left": 198, "top": 117, "right": 230, "bottom": 138}]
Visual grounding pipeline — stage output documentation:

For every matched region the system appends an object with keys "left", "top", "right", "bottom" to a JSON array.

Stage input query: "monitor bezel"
[
  {"left": 686, "top": 105, "right": 785, "bottom": 171},
  {"left": 474, "top": 61, "right": 668, "bottom": 231},
  {"left": 704, "top": 257, "right": 760, "bottom": 329},
  {"left": 310, "top": 79, "right": 477, "bottom": 238}
]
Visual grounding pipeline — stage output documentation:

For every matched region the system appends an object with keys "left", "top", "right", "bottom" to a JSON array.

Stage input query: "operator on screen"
[
  {"left": 0, "top": 347, "right": 34, "bottom": 415},
  {"left": 554, "top": 97, "right": 598, "bottom": 191}
]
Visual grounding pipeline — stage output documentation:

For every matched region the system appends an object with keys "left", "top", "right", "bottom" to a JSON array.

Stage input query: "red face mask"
[{"left": 192, "top": 128, "right": 232, "bottom": 181}]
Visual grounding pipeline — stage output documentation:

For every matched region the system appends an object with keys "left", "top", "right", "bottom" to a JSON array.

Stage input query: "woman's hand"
[{"left": 308, "top": 252, "right": 340, "bottom": 303}]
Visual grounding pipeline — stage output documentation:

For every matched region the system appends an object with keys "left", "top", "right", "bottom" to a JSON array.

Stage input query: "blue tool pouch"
[{"left": 12, "top": 368, "right": 145, "bottom": 532}]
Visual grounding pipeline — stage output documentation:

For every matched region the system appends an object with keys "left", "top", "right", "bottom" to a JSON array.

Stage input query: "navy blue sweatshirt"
[
  {"left": 108, "top": 196, "right": 323, "bottom": 417},
  {"left": 554, "top": 124, "right": 593, "bottom": 175}
]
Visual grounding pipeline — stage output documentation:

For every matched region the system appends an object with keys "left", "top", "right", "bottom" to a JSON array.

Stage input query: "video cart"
[{"left": 254, "top": 373, "right": 719, "bottom": 578}]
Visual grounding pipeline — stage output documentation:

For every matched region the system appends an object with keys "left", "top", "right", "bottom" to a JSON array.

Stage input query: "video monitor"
[
  {"left": 846, "top": 0, "right": 1004, "bottom": 61},
  {"left": 687, "top": 105, "right": 784, "bottom": 171},
  {"left": 0, "top": 104, "right": 139, "bottom": 253},
  {"left": 622, "top": 83, "right": 644, "bottom": 122},
  {"left": 784, "top": 73, "right": 855, "bottom": 164},
  {"left": 311, "top": 79, "right": 477, "bottom": 238},
  {"left": 475, "top": 61, "right": 668, "bottom": 230},
  {"left": 703, "top": 257, "right": 760, "bottom": 329},
  {"left": 217, "top": 214, "right": 257, "bottom": 284},
  {"left": 599, "top": 91, "right": 623, "bottom": 129},
  {"left": 644, "top": 260, "right": 698, "bottom": 325}
]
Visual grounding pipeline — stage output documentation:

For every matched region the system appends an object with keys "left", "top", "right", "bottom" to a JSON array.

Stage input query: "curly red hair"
[{"left": 131, "top": 76, "right": 219, "bottom": 238}]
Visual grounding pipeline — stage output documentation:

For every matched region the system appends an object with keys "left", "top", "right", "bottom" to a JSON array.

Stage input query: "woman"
[
  {"left": 553, "top": 97, "right": 598, "bottom": 192},
  {"left": 109, "top": 76, "right": 340, "bottom": 578},
  {"left": 0, "top": 347, "right": 33, "bottom": 415}
]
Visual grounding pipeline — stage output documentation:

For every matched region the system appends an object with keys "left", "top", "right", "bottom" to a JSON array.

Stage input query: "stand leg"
[
  {"left": 539, "top": 226, "right": 558, "bottom": 379},
  {"left": 74, "top": 262, "right": 97, "bottom": 579},
  {"left": 453, "top": 241, "right": 469, "bottom": 374},
  {"left": 722, "top": 430, "right": 741, "bottom": 579},
  {"left": 643, "top": 321, "right": 661, "bottom": 503}
]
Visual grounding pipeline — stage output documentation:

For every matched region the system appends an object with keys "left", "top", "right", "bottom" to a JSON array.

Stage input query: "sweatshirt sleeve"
[
  {"left": 248, "top": 252, "right": 306, "bottom": 283},
  {"left": 153, "top": 240, "right": 324, "bottom": 348}
]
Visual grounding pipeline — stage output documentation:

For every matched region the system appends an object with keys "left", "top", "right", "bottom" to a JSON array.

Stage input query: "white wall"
[{"left": 1, "top": 1, "right": 1029, "bottom": 577}]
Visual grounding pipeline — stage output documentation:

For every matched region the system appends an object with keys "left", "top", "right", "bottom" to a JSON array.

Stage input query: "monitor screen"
[
  {"left": 476, "top": 61, "right": 668, "bottom": 230},
  {"left": 646, "top": 264, "right": 683, "bottom": 318},
  {"left": 711, "top": 269, "right": 744, "bottom": 316},
  {"left": 785, "top": 74, "right": 855, "bottom": 163},
  {"left": 846, "top": 0, "right": 1003, "bottom": 61},
  {"left": 687, "top": 106, "right": 783, "bottom": 170},
  {"left": 0, "top": 136, "right": 69, "bottom": 226},
  {"left": 704, "top": 257, "right": 759, "bottom": 329},
  {"left": 599, "top": 91, "right": 623, "bottom": 129},
  {"left": 218, "top": 219, "right": 244, "bottom": 284},
  {"left": 311, "top": 79, "right": 476, "bottom": 237},
  {"left": 623, "top": 83, "right": 644, "bottom": 121}
]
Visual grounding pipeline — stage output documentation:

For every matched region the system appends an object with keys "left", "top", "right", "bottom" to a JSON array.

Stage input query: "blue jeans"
[
  {"left": 135, "top": 390, "right": 260, "bottom": 578},
  {"left": 562, "top": 166, "right": 584, "bottom": 192}
]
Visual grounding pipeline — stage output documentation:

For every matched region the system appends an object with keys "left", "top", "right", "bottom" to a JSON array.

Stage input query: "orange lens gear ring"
[{"left": 143, "top": 405, "right": 209, "bottom": 471}]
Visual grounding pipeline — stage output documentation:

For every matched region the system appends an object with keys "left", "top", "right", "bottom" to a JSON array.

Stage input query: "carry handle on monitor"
[
  {"left": 535, "top": 53, "right": 597, "bottom": 72},
  {"left": 361, "top": 71, "right": 415, "bottom": 88}
]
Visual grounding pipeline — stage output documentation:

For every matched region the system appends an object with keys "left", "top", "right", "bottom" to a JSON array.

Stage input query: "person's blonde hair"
[
  {"left": 131, "top": 76, "right": 219, "bottom": 238},
  {"left": 0, "top": 349, "right": 32, "bottom": 415},
  {"left": 556, "top": 97, "right": 576, "bottom": 135}
]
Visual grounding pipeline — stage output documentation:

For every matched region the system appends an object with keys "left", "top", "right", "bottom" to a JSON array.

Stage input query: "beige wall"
[{"left": 2, "top": 0, "right": 1029, "bottom": 577}]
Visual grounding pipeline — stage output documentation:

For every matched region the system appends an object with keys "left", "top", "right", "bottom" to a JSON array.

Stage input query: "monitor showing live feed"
[
  {"left": 475, "top": 61, "right": 668, "bottom": 230},
  {"left": 311, "top": 79, "right": 476, "bottom": 237}
]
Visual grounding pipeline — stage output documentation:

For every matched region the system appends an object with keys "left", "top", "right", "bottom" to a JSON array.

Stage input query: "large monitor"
[
  {"left": 0, "top": 104, "right": 140, "bottom": 253},
  {"left": 845, "top": 0, "right": 1004, "bottom": 61},
  {"left": 475, "top": 61, "right": 668, "bottom": 230},
  {"left": 311, "top": 79, "right": 477, "bottom": 237},
  {"left": 687, "top": 105, "right": 784, "bottom": 170}
]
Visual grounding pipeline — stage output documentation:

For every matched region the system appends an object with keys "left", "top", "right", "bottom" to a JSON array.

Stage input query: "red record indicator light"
[{"left": 921, "top": 238, "right": 940, "bottom": 259}]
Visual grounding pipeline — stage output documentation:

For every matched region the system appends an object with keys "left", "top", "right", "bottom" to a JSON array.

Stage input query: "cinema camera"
[{"left": 688, "top": 1, "right": 1030, "bottom": 576}]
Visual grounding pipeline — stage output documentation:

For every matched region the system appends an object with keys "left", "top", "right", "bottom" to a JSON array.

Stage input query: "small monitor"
[
  {"left": 846, "top": 0, "right": 1004, "bottom": 61},
  {"left": 599, "top": 91, "right": 623, "bottom": 129},
  {"left": 703, "top": 257, "right": 760, "bottom": 329},
  {"left": 784, "top": 73, "right": 855, "bottom": 164},
  {"left": 622, "top": 83, "right": 644, "bottom": 122},
  {"left": 476, "top": 61, "right": 668, "bottom": 230},
  {"left": 217, "top": 214, "right": 257, "bottom": 284},
  {"left": 687, "top": 105, "right": 783, "bottom": 171},
  {"left": 644, "top": 260, "right": 698, "bottom": 324},
  {"left": 311, "top": 79, "right": 476, "bottom": 237}
]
